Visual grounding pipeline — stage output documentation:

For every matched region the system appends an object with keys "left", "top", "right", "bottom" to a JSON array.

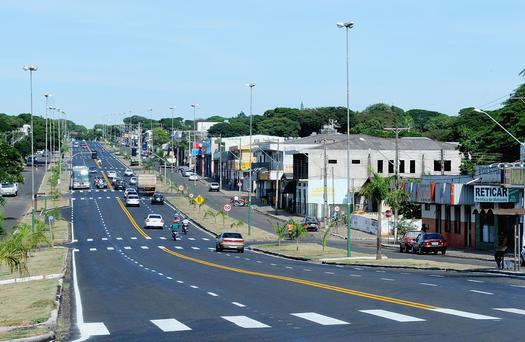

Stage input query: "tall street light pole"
[
  {"left": 23, "top": 65, "right": 38, "bottom": 232},
  {"left": 169, "top": 107, "right": 175, "bottom": 172},
  {"left": 337, "top": 20, "right": 354, "bottom": 257},
  {"left": 191, "top": 104, "right": 199, "bottom": 173},
  {"left": 247, "top": 83, "right": 255, "bottom": 236},
  {"left": 44, "top": 93, "right": 51, "bottom": 173}
]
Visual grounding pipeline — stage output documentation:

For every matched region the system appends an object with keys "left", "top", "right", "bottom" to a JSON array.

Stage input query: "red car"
[
  {"left": 399, "top": 230, "right": 421, "bottom": 253},
  {"left": 411, "top": 233, "right": 448, "bottom": 255}
]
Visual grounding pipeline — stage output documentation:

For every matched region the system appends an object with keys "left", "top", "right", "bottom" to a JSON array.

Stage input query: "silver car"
[
  {"left": 125, "top": 194, "right": 140, "bottom": 207},
  {"left": 216, "top": 232, "right": 244, "bottom": 253}
]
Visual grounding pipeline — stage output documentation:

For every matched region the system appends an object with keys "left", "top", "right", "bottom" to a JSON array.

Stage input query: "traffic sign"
[
  {"left": 194, "top": 195, "right": 205, "bottom": 205},
  {"left": 223, "top": 204, "right": 232, "bottom": 212},
  {"left": 334, "top": 206, "right": 340, "bottom": 212},
  {"left": 178, "top": 185, "right": 184, "bottom": 192},
  {"left": 189, "top": 193, "right": 194, "bottom": 199},
  {"left": 385, "top": 209, "right": 393, "bottom": 218}
]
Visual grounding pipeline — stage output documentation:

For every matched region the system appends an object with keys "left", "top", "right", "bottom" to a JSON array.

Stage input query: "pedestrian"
[{"left": 494, "top": 231, "right": 508, "bottom": 270}]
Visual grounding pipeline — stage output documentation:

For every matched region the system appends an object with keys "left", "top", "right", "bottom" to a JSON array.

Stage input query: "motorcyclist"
[
  {"left": 181, "top": 218, "right": 189, "bottom": 234},
  {"left": 170, "top": 217, "right": 181, "bottom": 239}
]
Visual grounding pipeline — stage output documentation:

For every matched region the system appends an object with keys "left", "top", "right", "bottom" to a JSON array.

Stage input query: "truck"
[
  {"left": 130, "top": 147, "right": 139, "bottom": 166},
  {"left": 137, "top": 174, "right": 156, "bottom": 195},
  {"left": 91, "top": 150, "right": 98, "bottom": 159},
  {"left": 71, "top": 166, "right": 90, "bottom": 190}
]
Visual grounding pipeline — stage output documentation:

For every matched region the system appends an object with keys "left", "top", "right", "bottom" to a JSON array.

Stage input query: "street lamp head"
[
  {"left": 246, "top": 83, "right": 255, "bottom": 88},
  {"left": 473, "top": 108, "right": 483, "bottom": 113},
  {"left": 336, "top": 21, "right": 354, "bottom": 28},
  {"left": 191, "top": 104, "right": 199, "bottom": 108},
  {"left": 23, "top": 65, "right": 38, "bottom": 71},
  {"left": 44, "top": 93, "right": 52, "bottom": 98}
]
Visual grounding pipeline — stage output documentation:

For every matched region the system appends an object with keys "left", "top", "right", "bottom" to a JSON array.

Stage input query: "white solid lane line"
[
  {"left": 360, "top": 310, "right": 425, "bottom": 322},
  {"left": 151, "top": 319, "right": 192, "bottom": 332},
  {"left": 291, "top": 312, "right": 350, "bottom": 326},
  {"left": 469, "top": 290, "right": 494, "bottom": 295},
  {"left": 429, "top": 308, "right": 500, "bottom": 320},
  {"left": 221, "top": 316, "right": 270, "bottom": 328},
  {"left": 232, "top": 302, "right": 246, "bottom": 307},
  {"left": 494, "top": 308, "right": 525, "bottom": 315}
]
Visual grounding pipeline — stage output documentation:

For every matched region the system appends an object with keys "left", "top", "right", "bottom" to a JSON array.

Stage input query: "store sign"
[{"left": 474, "top": 186, "right": 512, "bottom": 202}]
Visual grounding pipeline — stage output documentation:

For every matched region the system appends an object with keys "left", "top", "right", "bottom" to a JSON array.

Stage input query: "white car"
[
  {"left": 183, "top": 170, "right": 193, "bottom": 177},
  {"left": 125, "top": 194, "right": 140, "bottom": 207},
  {"left": 1, "top": 183, "right": 18, "bottom": 196},
  {"left": 106, "top": 170, "right": 117, "bottom": 179},
  {"left": 209, "top": 182, "right": 220, "bottom": 191},
  {"left": 129, "top": 176, "right": 137, "bottom": 185},
  {"left": 144, "top": 214, "right": 164, "bottom": 229},
  {"left": 124, "top": 169, "right": 134, "bottom": 177},
  {"left": 189, "top": 174, "right": 199, "bottom": 181},
  {"left": 124, "top": 188, "right": 137, "bottom": 197}
]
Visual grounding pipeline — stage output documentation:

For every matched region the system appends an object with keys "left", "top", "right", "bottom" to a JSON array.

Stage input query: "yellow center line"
[
  {"left": 112, "top": 181, "right": 437, "bottom": 310},
  {"left": 116, "top": 197, "right": 150, "bottom": 239},
  {"left": 161, "top": 247, "right": 438, "bottom": 310}
]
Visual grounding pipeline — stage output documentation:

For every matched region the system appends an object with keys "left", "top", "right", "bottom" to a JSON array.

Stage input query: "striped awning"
[{"left": 472, "top": 208, "right": 525, "bottom": 216}]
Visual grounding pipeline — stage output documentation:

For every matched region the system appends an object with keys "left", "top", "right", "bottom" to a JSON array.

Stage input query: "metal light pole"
[
  {"left": 169, "top": 107, "right": 175, "bottom": 172},
  {"left": 23, "top": 65, "right": 38, "bottom": 232},
  {"left": 337, "top": 21, "right": 354, "bottom": 256},
  {"left": 247, "top": 83, "right": 255, "bottom": 236},
  {"left": 44, "top": 94, "right": 51, "bottom": 172}
]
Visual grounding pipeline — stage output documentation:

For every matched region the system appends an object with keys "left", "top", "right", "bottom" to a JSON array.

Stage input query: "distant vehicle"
[
  {"left": 91, "top": 150, "right": 98, "bottom": 159},
  {"left": 216, "top": 232, "right": 244, "bottom": 253},
  {"left": 73, "top": 142, "right": 79, "bottom": 148},
  {"left": 1, "top": 183, "right": 18, "bottom": 196},
  {"left": 26, "top": 156, "right": 43, "bottom": 166},
  {"left": 89, "top": 166, "right": 98, "bottom": 174},
  {"left": 124, "top": 188, "right": 137, "bottom": 197},
  {"left": 183, "top": 170, "right": 193, "bottom": 177},
  {"left": 125, "top": 194, "right": 140, "bottom": 207},
  {"left": 178, "top": 166, "right": 190, "bottom": 173},
  {"left": 114, "top": 179, "right": 126, "bottom": 190},
  {"left": 150, "top": 192, "right": 164, "bottom": 205},
  {"left": 302, "top": 216, "right": 320, "bottom": 232},
  {"left": 124, "top": 169, "right": 134, "bottom": 177},
  {"left": 189, "top": 174, "right": 199, "bottom": 181},
  {"left": 209, "top": 182, "right": 220, "bottom": 192},
  {"left": 71, "top": 166, "right": 90, "bottom": 189},
  {"left": 106, "top": 170, "right": 117, "bottom": 179},
  {"left": 95, "top": 179, "right": 107, "bottom": 189},
  {"left": 411, "top": 233, "right": 448, "bottom": 255},
  {"left": 399, "top": 230, "right": 422, "bottom": 253},
  {"left": 129, "top": 176, "right": 137, "bottom": 185},
  {"left": 137, "top": 174, "right": 156, "bottom": 195},
  {"left": 144, "top": 214, "right": 164, "bottom": 229},
  {"left": 82, "top": 143, "right": 88, "bottom": 149},
  {"left": 130, "top": 156, "right": 139, "bottom": 166}
]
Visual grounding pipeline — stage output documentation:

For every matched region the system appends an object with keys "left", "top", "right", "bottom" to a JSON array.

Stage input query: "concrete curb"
[
  {"left": 248, "top": 246, "right": 310, "bottom": 262},
  {"left": 8, "top": 332, "right": 55, "bottom": 342}
]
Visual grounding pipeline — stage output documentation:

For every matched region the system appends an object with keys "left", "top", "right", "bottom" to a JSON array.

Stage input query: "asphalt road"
[
  {"left": 1, "top": 164, "right": 45, "bottom": 233},
  {"left": 68, "top": 142, "right": 525, "bottom": 341}
]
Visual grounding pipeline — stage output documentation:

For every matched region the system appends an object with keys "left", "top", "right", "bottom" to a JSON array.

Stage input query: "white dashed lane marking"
[
  {"left": 360, "top": 310, "right": 425, "bottom": 322},
  {"left": 221, "top": 316, "right": 270, "bottom": 329},
  {"left": 232, "top": 302, "right": 246, "bottom": 308},
  {"left": 470, "top": 290, "right": 494, "bottom": 295},
  {"left": 291, "top": 312, "right": 350, "bottom": 326},
  {"left": 151, "top": 319, "right": 191, "bottom": 332}
]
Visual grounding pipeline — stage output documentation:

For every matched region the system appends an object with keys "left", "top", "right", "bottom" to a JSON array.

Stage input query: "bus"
[{"left": 71, "top": 166, "right": 90, "bottom": 189}]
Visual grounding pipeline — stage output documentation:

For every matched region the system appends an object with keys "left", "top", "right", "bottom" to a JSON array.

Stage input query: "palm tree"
[
  {"left": 292, "top": 221, "right": 307, "bottom": 252},
  {"left": 520, "top": 69, "right": 525, "bottom": 77},
  {"left": 360, "top": 170, "right": 393, "bottom": 260},
  {"left": 271, "top": 221, "right": 287, "bottom": 247}
]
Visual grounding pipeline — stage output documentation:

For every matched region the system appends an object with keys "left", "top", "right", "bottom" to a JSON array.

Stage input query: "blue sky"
[{"left": 1, "top": 0, "right": 524, "bottom": 128}]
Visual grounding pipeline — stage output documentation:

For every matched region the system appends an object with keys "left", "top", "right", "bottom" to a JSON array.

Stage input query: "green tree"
[
  {"left": 272, "top": 221, "right": 287, "bottom": 247},
  {"left": 0, "top": 141, "right": 24, "bottom": 206},
  {"left": 257, "top": 117, "right": 300, "bottom": 137},
  {"left": 291, "top": 220, "right": 307, "bottom": 251},
  {"left": 360, "top": 171, "right": 392, "bottom": 260},
  {"left": 152, "top": 127, "right": 170, "bottom": 146}
]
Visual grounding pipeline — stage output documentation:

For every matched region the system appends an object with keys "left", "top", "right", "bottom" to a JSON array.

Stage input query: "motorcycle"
[
  {"left": 171, "top": 230, "right": 178, "bottom": 241},
  {"left": 182, "top": 221, "right": 189, "bottom": 235},
  {"left": 231, "top": 198, "right": 246, "bottom": 207}
]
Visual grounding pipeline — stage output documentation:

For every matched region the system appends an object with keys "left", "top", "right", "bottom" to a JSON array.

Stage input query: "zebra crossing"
[{"left": 88, "top": 307, "right": 525, "bottom": 336}]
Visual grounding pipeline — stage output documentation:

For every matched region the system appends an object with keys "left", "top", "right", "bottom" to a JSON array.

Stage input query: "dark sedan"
[
  {"left": 411, "top": 233, "right": 448, "bottom": 255},
  {"left": 302, "top": 217, "right": 320, "bottom": 232},
  {"left": 151, "top": 192, "right": 164, "bottom": 205}
]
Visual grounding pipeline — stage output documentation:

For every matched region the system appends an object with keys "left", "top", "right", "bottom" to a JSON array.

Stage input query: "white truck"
[{"left": 137, "top": 174, "right": 156, "bottom": 195}]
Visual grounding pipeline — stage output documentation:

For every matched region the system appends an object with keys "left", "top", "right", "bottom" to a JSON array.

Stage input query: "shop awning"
[{"left": 472, "top": 208, "right": 525, "bottom": 216}]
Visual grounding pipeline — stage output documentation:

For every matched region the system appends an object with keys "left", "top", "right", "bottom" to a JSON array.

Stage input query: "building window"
[
  {"left": 433, "top": 160, "right": 441, "bottom": 172},
  {"left": 328, "top": 159, "right": 337, "bottom": 164},
  {"left": 399, "top": 160, "right": 405, "bottom": 173},
  {"left": 454, "top": 205, "right": 461, "bottom": 234},
  {"left": 377, "top": 160, "right": 383, "bottom": 173},
  {"left": 444, "top": 205, "right": 451, "bottom": 232},
  {"left": 410, "top": 160, "right": 416, "bottom": 174},
  {"left": 481, "top": 214, "right": 495, "bottom": 243},
  {"left": 435, "top": 205, "right": 442, "bottom": 233},
  {"left": 388, "top": 160, "right": 394, "bottom": 173},
  {"left": 352, "top": 160, "right": 360, "bottom": 164},
  {"left": 444, "top": 160, "right": 451, "bottom": 171}
]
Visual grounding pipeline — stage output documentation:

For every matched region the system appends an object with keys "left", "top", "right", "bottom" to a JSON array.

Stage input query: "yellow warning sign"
[{"left": 194, "top": 195, "right": 205, "bottom": 205}]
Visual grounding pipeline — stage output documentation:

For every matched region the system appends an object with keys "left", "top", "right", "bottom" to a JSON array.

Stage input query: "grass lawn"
[
  {"left": 167, "top": 196, "right": 275, "bottom": 241},
  {"left": 254, "top": 243, "right": 369, "bottom": 260},
  {"left": 0, "top": 327, "right": 49, "bottom": 341}
]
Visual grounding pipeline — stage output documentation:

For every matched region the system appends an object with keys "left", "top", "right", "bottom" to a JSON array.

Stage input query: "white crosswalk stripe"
[
  {"left": 221, "top": 316, "right": 270, "bottom": 328},
  {"left": 360, "top": 310, "right": 425, "bottom": 322},
  {"left": 429, "top": 308, "right": 500, "bottom": 320},
  {"left": 151, "top": 319, "right": 191, "bottom": 332},
  {"left": 291, "top": 312, "right": 349, "bottom": 325}
]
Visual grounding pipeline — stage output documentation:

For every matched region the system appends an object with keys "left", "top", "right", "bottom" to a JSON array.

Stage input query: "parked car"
[
  {"left": 399, "top": 230, "right": 422, "bottom": 253},
  {"left": 209, "top": 182, "right": 220, "bottom": 192},
  {"left": 189, "top": 174, "right": 199, "bottom": 181},
  {"left": 124, "top": 188, "right": 137, "bottom": 197},
  {"left": 89, "top": 166, "right": 98, "bottom": 174},
  {"left": 144, "top": 214, "right": 164, "bottom": 229},
  {"left": 1, "top": 183, "right": 18, "bottom": 196},
  {"left": 216, "top": 232, "right": 244, "bottom": 253},
  {"left": 129, "top": 176, "right": 137, "bottom": 185},
  {"left": 125, "top": 194, "right": 140, "bottom": 207},
  {"left": 151, "top": 193, "right": 164, "bottom": 205},
  {"left": 106, "top": 170, "right": 117, "bottom": 179},
  {"left": 183, "top": 170, "right": 193, "bottom": 177},
  {"left": 124, "top": 168, "right": 134, "bottom": 177},
  {"left": 411, "top": 233, "right": 448, "bottom": 255},
  {"left": 302, "top": 216, "right": 320, "bottom": 232}
]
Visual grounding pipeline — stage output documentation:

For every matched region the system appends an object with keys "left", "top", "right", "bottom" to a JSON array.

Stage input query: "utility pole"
[
  {"left": 440, "top": 148, "right": 445, "bottom": 176},
  {"left": 323, "top": 139, "right": 329, "bottom": 229},
  {"left": 138, "top": 122, "right": 142, "bottom": 167},
  {"left": 218, "top": 135, "right": 223, "bottom": 190},
  {"left": 170, "top": 107, "right": 175, "bottom": 172},
  {"left": 384, "top": 126, "right": 410, "bottom": 243},
  {"left": 275, "top": 139, "right": 281, "bottom": 215}
]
